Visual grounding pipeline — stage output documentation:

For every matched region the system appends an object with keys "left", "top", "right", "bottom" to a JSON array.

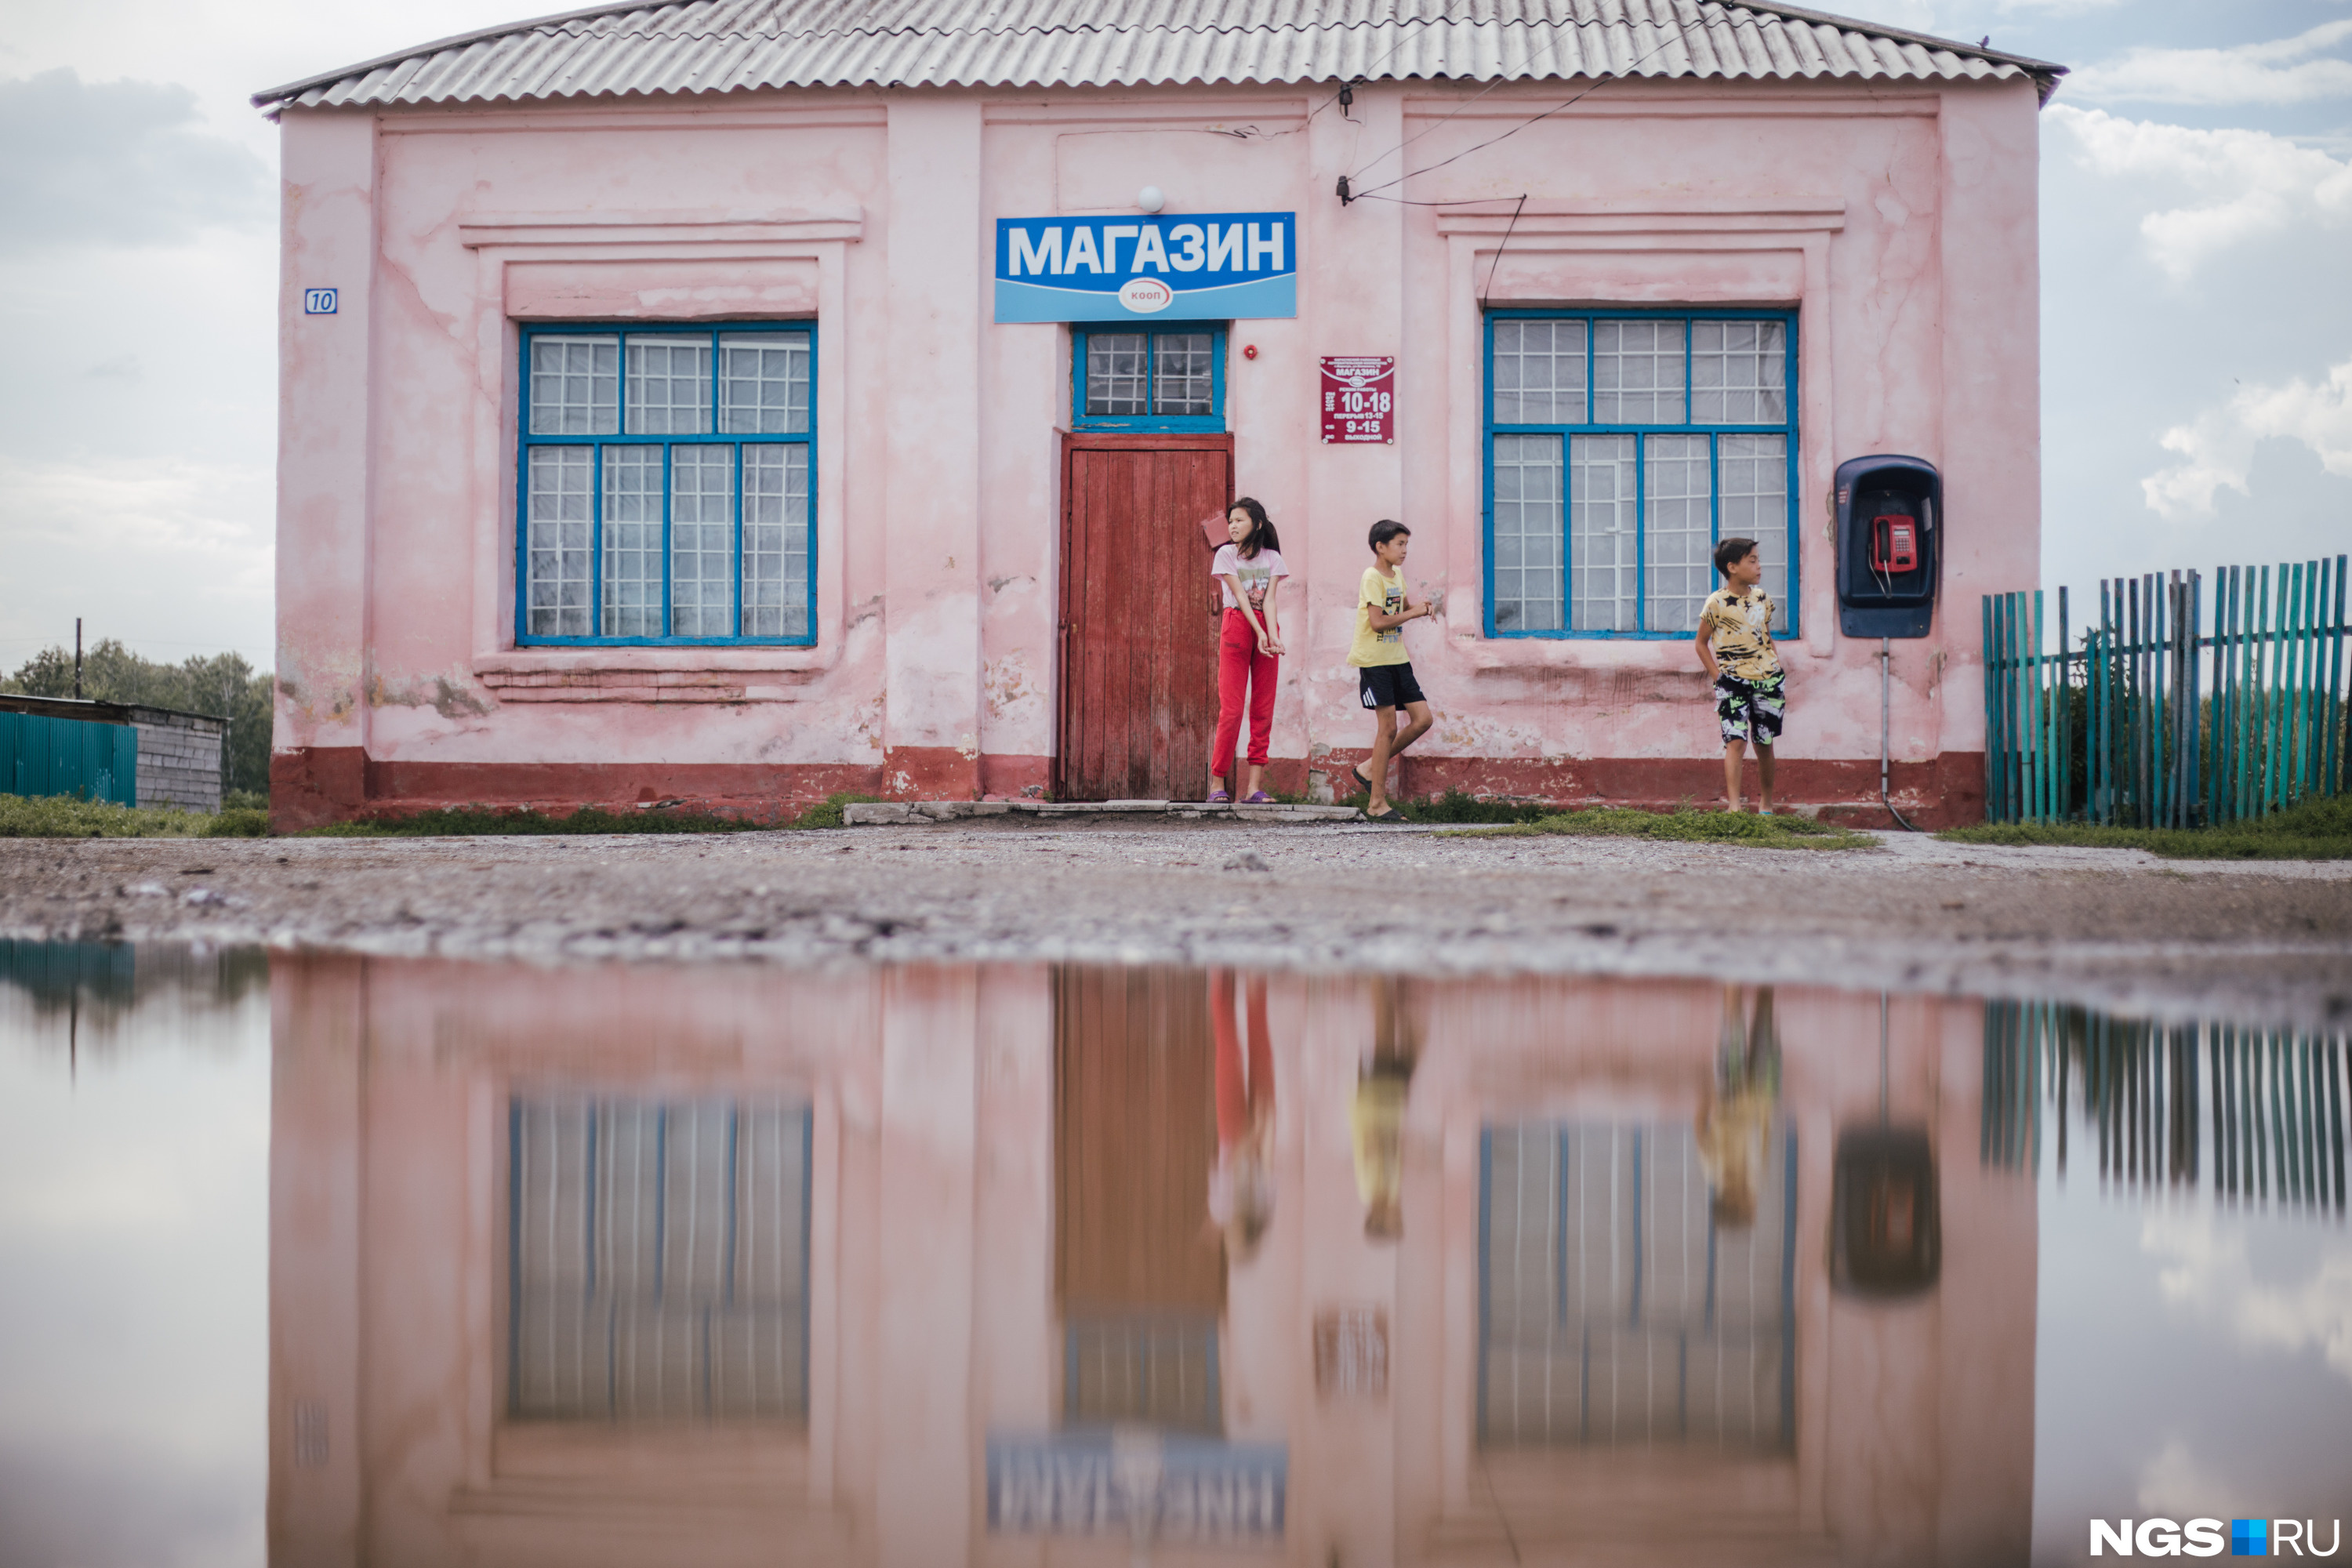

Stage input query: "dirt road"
[{"left": 5, "top": 821, "right": 2347, "bottom": 1026}]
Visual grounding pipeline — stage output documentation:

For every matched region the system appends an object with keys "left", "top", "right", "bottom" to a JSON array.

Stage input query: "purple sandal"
[
  {"left": 1243, "top": 791, "right": 1273, "bottom": 804},
  {"left": 1207, "top": 790, "right": 1231, "bottom": 803}
]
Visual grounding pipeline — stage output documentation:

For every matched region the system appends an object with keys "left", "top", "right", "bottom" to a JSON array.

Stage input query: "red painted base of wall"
[
  {"left": 270, "top": 748, "right": 885, "bottom": 831},
  {"left": 273, "top": 747, "right": 1986, "bottom": 830},
  {"left": 1325, "top": 750, "right": 1987, "bottom": 829}
]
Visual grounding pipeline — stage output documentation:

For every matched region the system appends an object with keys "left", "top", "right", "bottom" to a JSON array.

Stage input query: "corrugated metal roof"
[{"left": 253, "top": 0, "right": 2065, "bottom": 113}]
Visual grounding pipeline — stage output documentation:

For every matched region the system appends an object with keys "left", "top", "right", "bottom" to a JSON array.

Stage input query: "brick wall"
[{"left": 131, "top": 710, "right": 223, "bottom": 812}]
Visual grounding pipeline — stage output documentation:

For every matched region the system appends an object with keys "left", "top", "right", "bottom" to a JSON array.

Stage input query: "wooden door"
[{"left": 1057, "top": 435, "right": 1231, "bottom": 801}]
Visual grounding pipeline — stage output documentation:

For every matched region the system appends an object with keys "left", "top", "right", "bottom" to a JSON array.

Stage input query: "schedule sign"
[{"left": 1321, "top": 356, "right": 1394, "bottom": 445}]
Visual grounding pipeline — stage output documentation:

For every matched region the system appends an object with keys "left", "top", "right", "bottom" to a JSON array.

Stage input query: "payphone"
[{"left": 1834, "top": 454, "right": 1941, "bottom": 639}]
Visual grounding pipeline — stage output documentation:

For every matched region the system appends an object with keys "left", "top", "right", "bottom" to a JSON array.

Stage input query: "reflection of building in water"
[
  {"left": 509, "top": 1097, "right": 811, "bottom": 1421},
  {"left": 269, "top": 957, "right": 2034, "bottom": 1566}
]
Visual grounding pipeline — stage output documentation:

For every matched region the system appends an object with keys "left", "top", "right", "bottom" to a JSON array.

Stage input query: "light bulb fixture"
[{"left": 1136, "top": 185, "right": 1166, "bottom": 214}]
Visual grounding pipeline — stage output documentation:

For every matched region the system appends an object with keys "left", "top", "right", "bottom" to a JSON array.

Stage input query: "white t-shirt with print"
[{"left": 1210, "top": 545, "right": 1291, "bottom": 614}]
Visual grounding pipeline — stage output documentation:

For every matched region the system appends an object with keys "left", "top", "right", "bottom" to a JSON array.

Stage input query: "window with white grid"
[
  {"left": 1719, "top": 436, "right": 1791, "bottom": 632},
  {"left": 1480, "top": 1121, "right": 1795, "bottom": 1450},
  {"left": 1595, "top": 320, "right": 1686, "bottom": 425},
  {"left": 743, "top": 447, "right": 811, "bottom": 640},
  {"left": 720, "top": 333, "right": 809, "bottom": 435},
  {"left": 1494, "top": 319, "right": 1586, "bottom": 424},
  {"left": 1076, "top": 327, "right": 1225, "bottom": 430},
  {"left": 510, "top": 1096, "right": 811, "bottom": 1423},
  {"left": 519, "top": 325, "right": 815, "bottom": 644},
  {"left": 601, "top": 447, "right": 662, "bottom": 638},
  {"left": 1644, "top": 435, "right": 1714, "bottom": 633},
  {"left": 526, "top": 448, "right": 594, "bottom": 637},
  {"left": 1570, "top": 437, "right": 1637, "bottom": 634},
  {"left": 1693, "top": 321, "right": 1787, "bottom": 423},
  {"left": 1086, "top": 333, "right": 1149, "bottom": 416},
  {"left": 1494, "top": 435, "right": 1565, "bottom": 633},
  {"left": 626, "top": 337, "right": 712, "bottom": 434},
  {"left": 530, "top": 337, "right": 619, "bottom": 436},
  {"left": 1486, "top": 314, "right": 1796, "bottom": 637}
]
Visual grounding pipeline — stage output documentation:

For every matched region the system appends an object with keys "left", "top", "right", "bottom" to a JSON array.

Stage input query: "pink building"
[
  {"left": 268, "top": 958, "right": 2034, "bottom": 1566},
  {"left": 258, "top": 1, "right": 2060, "bottom": 829}
]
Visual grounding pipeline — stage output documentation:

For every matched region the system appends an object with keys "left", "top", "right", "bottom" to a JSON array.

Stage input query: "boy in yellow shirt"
[
  {"left": 1347, "top": 520, "right": 1438, "bottom": 822},
  {"left": 1694, "top": 535, "right": 1785, "bottom": 814}
]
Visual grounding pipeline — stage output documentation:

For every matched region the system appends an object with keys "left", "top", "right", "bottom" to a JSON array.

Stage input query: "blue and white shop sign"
[{"left": 993, "top": 212, "right": 1297, "bottom": 324}]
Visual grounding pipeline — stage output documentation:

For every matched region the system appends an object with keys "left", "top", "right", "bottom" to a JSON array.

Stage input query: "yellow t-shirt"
[
  {"left": 1701, "top": 586, "right": 1783, "bottom": 683},
  {"left": 1348, "top": 566, "right": 1411, "bottom": 667}
]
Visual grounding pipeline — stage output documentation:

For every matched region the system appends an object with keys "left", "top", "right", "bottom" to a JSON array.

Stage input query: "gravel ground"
[{"left": 5, "top": 820, "right": 2348, "bottom": 1027}]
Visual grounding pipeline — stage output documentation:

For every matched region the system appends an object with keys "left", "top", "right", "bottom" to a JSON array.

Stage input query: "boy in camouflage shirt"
[{"left": 1695, "top": 535, "right": 1784, "bottom": 813}]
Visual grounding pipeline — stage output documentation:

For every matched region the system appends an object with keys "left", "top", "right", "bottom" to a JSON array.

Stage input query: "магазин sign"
[{"left": 994, "top": 212, "right": 1298, "bottom": 324}]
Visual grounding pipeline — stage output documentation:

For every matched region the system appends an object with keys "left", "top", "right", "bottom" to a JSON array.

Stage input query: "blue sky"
[{"left": 0, "top": 0, "right": 2346, "bottom": 671}]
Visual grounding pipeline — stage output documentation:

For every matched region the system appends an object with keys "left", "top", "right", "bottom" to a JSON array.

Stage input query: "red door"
[{"left": 1057, "top": 434, "right": 1232, "bottom": 801}]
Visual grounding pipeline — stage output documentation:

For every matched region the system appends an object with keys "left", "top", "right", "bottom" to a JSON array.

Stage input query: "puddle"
[{"left": 0, "top": 944, "right": 2346, "bottom": 1566}]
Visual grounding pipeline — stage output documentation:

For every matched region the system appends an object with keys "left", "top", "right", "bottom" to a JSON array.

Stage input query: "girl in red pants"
[{"left": 1208, "top": 497, "right": 1290, "bottom": 802}]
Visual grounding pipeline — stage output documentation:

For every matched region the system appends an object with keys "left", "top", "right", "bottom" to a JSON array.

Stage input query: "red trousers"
[{"left": 1214, "top": 608, "right": 1279, "bottom": 779}]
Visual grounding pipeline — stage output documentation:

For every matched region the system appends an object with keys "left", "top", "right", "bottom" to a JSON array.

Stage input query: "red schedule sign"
[{"left": 1320, "top": 355, "right": 1395, "bottom": 445}]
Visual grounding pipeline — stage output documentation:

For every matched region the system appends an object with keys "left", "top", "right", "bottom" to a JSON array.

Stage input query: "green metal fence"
[
  {"left": 0, "top": 710, "right": 138, "bottom": 806},
  {"left": 1983, "top": 554, "right": 2350, "bottom": 826},
  {"left": 1982, "top": 1000, "right": 2347, "bottom": 1217}
]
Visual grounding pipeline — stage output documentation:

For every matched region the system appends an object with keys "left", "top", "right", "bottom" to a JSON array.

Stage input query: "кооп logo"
[
  {"left": 1117, "top": 277, "right": 1174, "bottom": 314},
  {"left": 2087, "top": 1516, "right": 2342, "bottom": 1556}
]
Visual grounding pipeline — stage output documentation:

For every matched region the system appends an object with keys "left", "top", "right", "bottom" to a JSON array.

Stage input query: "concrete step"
[{"left": 845, "top": 800, "right": 1365, "bottom": 826}]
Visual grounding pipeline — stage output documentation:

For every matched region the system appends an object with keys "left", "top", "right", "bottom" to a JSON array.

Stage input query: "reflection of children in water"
[
  {"left": 1698, "top": 985, "right": 1782, "bottom": 1230},
  {"left": 1353, "top": 976, "right": 1425, "bottom": 1242},
  {"left": 1208, "top": 971, "right": 1276, "bottom": 1263}
]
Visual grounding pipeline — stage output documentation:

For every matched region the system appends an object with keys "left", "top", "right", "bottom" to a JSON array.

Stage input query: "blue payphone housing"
[{"left": 1834, "top": 454, "right": 1941, "bottom": 639}]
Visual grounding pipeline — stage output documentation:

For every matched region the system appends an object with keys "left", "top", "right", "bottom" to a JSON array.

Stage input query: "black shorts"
[{"left": 1357, "top": 662, "right": 1425, "bottom": 710}]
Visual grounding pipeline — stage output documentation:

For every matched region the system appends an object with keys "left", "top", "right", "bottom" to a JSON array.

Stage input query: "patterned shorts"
[{"left": 1715, "top": 671, "right": 1787, "bottom": 746}]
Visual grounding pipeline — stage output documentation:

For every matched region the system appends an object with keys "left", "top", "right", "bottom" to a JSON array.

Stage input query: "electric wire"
[
  {"left": 1341, "top": 13, "right": 1612, "bottom": 185},
  {"left": 1345, "top": 27, "right": 1691, "bottom": 203}
]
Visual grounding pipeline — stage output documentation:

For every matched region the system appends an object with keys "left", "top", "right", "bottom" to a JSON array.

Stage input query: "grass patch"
[
  {"left": 296, "top": 790, "right": 884, "bottom": 838},
  {"left": 0, "top": 793, "right": 269, "bottom": 839},
  {"left": 1937, "top": 793, "right": 2352, "bottom": 860},
  {"left": 1444, "top": 806, "right": 1877, "bottom": 850}
]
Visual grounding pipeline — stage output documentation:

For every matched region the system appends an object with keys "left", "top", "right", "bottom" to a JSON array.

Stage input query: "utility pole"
[{"left": 74, "top": 618, "right": 82, "bottom": 700}]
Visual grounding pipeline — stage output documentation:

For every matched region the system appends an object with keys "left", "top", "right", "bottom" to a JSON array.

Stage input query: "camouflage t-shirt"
[{"left": 1701, "top": 586, "right": 1783, "bottom": 684}]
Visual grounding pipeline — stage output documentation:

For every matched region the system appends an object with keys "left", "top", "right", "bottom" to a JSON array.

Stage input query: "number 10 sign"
[{"left": 1320, "top": 356, "right": 1395, "bottom": 445}]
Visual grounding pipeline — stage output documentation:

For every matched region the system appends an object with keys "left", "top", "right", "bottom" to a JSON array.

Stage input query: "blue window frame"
[
  {"left": 1071, "top": 325, "right": 1225, "bottom": 433},
  {"left": 516, "top": 322, "right": 816, "bottom": 647},
  {"left": 1483, "top": 311, "right": 1799, "bottom": 640}
]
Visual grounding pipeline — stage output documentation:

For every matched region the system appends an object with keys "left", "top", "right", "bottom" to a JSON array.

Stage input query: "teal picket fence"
[
  {"left": 1982, "top": 554, "right": 2350, "bottom": 826},
  {"left": 0, "top": 710, "right": 139, "bottom": 805}
]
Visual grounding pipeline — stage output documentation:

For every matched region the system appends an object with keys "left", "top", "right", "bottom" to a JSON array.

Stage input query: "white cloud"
[
  {"left": 2142, "top": 355, "right": 2352, "bottom": 518},
  {"left": 2140, "top": 1208, "right": 2352, "bottom": 1383},
  {"left": 0, "top": 68, "right": 268, "bottom": 255},
  {"left": 2071, "top": 20, "right": 2352, "bottom": 105},
  {"left": 2046, "top": 103, "right": 2352, "bottom": 278},
  {"left": 2136, "top": 1437, "right": 2237, "bottom": 1520},
  {"left": 0, "top": 453, "right": 271, "bottom": 578}
]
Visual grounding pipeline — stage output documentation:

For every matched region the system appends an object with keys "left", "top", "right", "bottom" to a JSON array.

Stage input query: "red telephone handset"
[{"left": 1871, "top": 514, "right": 1918, "bottom": 574}]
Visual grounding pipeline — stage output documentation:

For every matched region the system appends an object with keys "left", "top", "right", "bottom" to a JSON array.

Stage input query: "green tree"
[{"left": 3, "top": 640, "right": 274, "bottom": 796}]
